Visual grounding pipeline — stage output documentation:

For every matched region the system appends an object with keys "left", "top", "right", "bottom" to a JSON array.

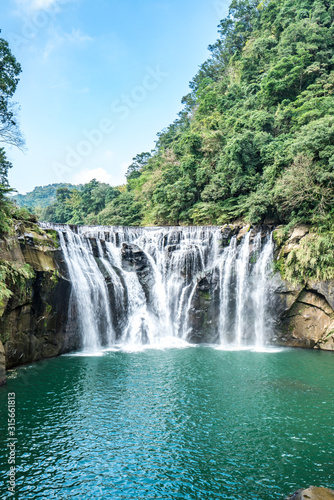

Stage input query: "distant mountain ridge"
[{"left": 13, "top": 183, "right": 79, "bottom": 210}]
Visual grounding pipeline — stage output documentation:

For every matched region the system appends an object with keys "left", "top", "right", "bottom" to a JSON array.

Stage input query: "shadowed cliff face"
[{"left": 0, "top": 223, "right": 76, "bottom": 378}]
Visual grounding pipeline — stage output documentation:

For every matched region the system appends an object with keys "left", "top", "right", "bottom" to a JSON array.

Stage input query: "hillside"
[
  {"left": 27, "top": 0, "right": 334, "bottom": 231},
  {"left": 121, "top": 0, "right": 334, "bottom": 228},
  {"left": 13, "top": 183, "right": 78, "bottom": 211}
]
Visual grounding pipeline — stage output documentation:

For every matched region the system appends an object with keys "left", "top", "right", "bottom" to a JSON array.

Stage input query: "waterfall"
[
  {"left": 235, "top": 231, "right": 251, "bottom": 345},
  {"left": 218, "top": 237, "right": 237, "bottom": 344},
  {"left": 41, "top": 224, "right": 275, "bottom": 350}
]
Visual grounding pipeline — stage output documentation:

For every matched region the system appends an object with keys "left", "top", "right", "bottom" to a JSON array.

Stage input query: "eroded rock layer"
[{"left": 0, "top": 223, "right": 75, "bottom": 378}]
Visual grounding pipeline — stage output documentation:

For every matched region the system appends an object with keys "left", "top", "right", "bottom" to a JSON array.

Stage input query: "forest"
[{"left": 2, "top": 0, "right": 334, "bottom": 233}]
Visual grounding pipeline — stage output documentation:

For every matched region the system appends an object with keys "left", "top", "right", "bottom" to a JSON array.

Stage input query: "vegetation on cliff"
[
  {"left": 0, "top": 261, "right": 34, "bottom": 318},
  {"left": 274, "top": 226, "right": 334, "bottom": 283}
]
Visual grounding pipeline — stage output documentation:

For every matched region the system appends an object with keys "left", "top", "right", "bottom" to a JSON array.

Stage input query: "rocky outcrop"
[
  {"left": 187, "top": 271, "right": 220, "bottom": 344},
  {"left": 121, "top": 242, "right": 155, "bottom": 303},
  {"left": 286, "top": 486, "right": 334, "bottom": 500},
  {"left": 0, "top": 223, "right": 75, "bottom": 371},
  {"left": 276, "top": 289, "right": 334, "bottom": 349},
  {"left": 272, "top": 225, "right": 334, "bottom": 350}
]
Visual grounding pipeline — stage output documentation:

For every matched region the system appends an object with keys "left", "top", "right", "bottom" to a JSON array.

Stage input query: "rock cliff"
[
  {"left": 272, "top": 225, "right": 334, "bottom": 350},
  {"left": 0, "top": 222, "right": 76, "bottom": 384}
]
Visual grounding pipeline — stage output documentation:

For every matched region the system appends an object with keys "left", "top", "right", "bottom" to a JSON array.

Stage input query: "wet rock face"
[
  {"left": 121, "top": 243, "right": 155, "bottom": 303},
  {"left": 0, "top": 225, "right": 75, "bottom": 370},
  {"left": 121, "top": 243, "right": 149, "bottom": 272},
  {"left": 187, "top": 271, "right": 220, "bottom": 344},
  {"left": 3, "top": 271, "right": 74, "bottom": 369},
  {"left": 279, "top": 291, "right": 334, "bottom": 348},
  {"left": 286, "top": 486, "right": 334, "bottom": 500}
]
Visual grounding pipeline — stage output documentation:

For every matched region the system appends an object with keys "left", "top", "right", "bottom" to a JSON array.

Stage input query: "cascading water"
[{"left": 41, "top": 224, "right": 275, "bottom": 351}]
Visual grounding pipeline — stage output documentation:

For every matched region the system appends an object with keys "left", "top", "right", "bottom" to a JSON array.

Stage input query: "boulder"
[
  {"left": 237, "top": 224, "right": 251, "bottom": 241},
  {"left": 289, "top": 225, "right": 309, "bottom": 244},
  {"left": 278, "top": 290, "right": 333, "bottom": 348},
  {"left": 220, "top": 224, "right": 239, "bottom": 247},
  {"left": 286, "top": 486, "right": 334, "bottom": 500}
]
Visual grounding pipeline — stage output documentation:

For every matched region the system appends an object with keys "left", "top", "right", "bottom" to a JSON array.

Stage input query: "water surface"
[{"left": 1, "top": 347, "right": 333, "bottom": 499}]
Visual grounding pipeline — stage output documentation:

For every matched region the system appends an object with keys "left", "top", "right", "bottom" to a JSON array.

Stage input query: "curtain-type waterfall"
[{"left": 41, "top": 224, "right": 275, "bottom": 351}]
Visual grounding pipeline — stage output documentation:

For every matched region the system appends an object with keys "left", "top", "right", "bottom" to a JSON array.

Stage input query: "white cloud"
[
  {"left": 32, "top": 0, "right": 58, "bottom": 9},
  {"left": 72, "top": 168, "right": 113, "bottom": 185},
  {"left": 14, "top": 0, "right": 61, "bottom": 12},
  {"left": 70, "top": 151, "right": 129, "bottom": 187},
  {"left": 41, "top": 27, "right": 93, "bottom": 61},
  {"left": 65, "top": 29, "right": 94, "bottom": 45}
]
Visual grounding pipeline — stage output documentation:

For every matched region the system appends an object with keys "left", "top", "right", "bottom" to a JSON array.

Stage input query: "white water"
[{"left": 41, "top": 224, "right": 275, "bottom": 351}]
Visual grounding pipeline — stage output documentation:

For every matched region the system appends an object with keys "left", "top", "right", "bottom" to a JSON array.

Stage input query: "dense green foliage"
[
  {"left": 0, "top": 260, "right": 34, "bottom": 314},
  {"left": 274, "top": 226, "right": 334, "bottom": 283},
  {"left": 284, "top": 232, "right": 334, "bottom": 282},
  {"left": 0, "top": 32, "right": 23, "bottom": 234},
  {"left": 71, "top": 0, "right": 332, "bottom": 228},
  {"left": 40, "top": 179, "right": 122, "bottom": 225},
  {"left": 13, "top": 183, "right": 78, "bottom": 211}
]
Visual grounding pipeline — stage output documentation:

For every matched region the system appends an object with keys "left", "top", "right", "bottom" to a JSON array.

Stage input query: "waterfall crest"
[{"left": 41, "top": 224, "right": 275, "bottom": 350}]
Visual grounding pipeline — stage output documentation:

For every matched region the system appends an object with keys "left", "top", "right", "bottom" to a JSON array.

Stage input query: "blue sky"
[{"left": 1, "top": 0, "right": 229, "bottom": 194}]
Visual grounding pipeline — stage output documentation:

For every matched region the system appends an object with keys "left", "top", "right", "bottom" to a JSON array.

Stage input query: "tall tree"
[
  {"left": 0, "top": 32, "right": 23, "bottom": 148},
  {"left": 0, "top": 32, "right": 23, "bottom": 232}
]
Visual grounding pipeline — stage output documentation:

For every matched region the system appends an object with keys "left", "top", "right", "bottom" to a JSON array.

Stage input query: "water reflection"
[{"left": 0, "top": 348, "right": 333, "bottom": 499}]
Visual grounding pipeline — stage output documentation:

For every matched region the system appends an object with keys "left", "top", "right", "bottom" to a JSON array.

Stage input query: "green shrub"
[{"left": 281, "top": 232, "right": 334, "bottom": 283}]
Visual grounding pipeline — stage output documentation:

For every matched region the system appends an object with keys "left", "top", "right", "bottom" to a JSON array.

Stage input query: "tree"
[
  {"left": 0, "top": 33, "right": 23, "bottom": 148},
  {"left": 98, "top": 191, "right": 143, "bottom": 226},
  {"left": 0, "top": 33, "right": 23, "bottom": 232},
  {"left": 126, "top": 152, "right": 151, "bottom": 184}
]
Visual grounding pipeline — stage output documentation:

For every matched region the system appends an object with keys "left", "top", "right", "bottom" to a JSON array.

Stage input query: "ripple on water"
[{"left": 0, "top": 347, "right": 333, "bottom": 499}]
